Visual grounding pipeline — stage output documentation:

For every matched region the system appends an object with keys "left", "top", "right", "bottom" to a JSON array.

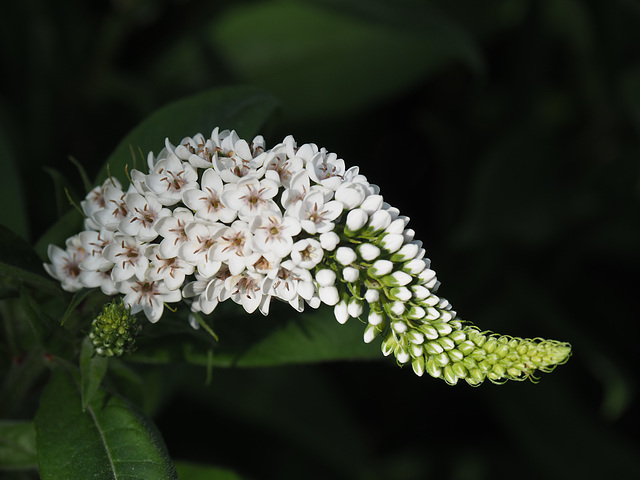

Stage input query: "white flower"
[
  {"left": 183, "top": 267, "right": 231, "bottom": 315},
  {"left": 145, "top": 244, "right": 195, "bottom": 291},
  {"left": 222, "top": 176, "right": 279, "bottom": 221},
  {"left": 93, "top": 184, "right": 129, "bottom": 231},
  {"left": 82, "top": 178, "right": 122, "bottom": 225},
  {"left": 213, "top": 129, "right": 266, "bottom": 183},
  {"left": 281, "top": 170, "right": 311, "bottom": 214},
  {"left": 102, "top": 234, "right": 149, "bottom": 282},
  {"left": 144, "top": 153, "right": 199, "bottom": 205},
  {"left": 251, "top": 211, "right": 301, "bottom": 258},
  {"left": 119, "top": 192, "right": 171, "bottom": 242},
  {"left": 78, "top": 229, "right": 114, "bottom": 272},
  {"left": 182, "top": 168, "right": 237, "bottom": 224},
  {"left": 179, "top": 222, "right": 223, "bottom": 277},
  {"left": 174, "top": 133, "right": 217, "bottom": 168},
  {"left": 290, "top": 238, "right": 323, "bottom": 270},
  {"left": 44, "top": 241, "right": 86, "bottom": 292},
  {"left": 296, "top": 191, "right": 343, "bottom": 235},
  {"left": 263, "top": 142, "right": 304, "bottom": 188},
  {"left": 79, "top": 269, "right": 118, "bottom": 295},
  {"left": 154, "top": 207, "right": 194, "bottom": 258},
  {"left": 306, "top": 149, "right": 345, "bottom": 190},
  {"left": 119, "top": 278, "right": 181, "bottom": 323},
  {"left": 224, "top": 270, "right": 268, "bottom": 314},
  {"left": 209, "top": 220, "right": 254, "bottom": 275}
]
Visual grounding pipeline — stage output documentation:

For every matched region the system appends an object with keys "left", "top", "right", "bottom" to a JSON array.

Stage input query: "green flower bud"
[{"left": 89, "top": 301, "right": 139, "bottom": 357}]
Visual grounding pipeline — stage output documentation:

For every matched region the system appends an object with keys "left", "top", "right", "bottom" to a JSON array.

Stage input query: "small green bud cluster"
[
  {"left": 89, "top": 301, "right": 140, "bottom": 357},
  {"left": 319, "top": 202, "right": 571, "bottom": 385}
]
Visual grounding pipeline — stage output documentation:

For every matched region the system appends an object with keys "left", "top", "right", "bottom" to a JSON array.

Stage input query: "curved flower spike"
[{"left": 45, "top": 128, "right": 571, "bottom": 384}]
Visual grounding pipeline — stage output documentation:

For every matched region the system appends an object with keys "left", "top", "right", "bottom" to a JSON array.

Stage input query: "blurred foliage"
[{"left": 1, "top": 0, "right": 639, "bottom": 479}]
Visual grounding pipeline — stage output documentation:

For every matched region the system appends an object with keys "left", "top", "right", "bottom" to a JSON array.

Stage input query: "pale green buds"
[{"left": 89, "top": 300, "right": 139, "bottom": 357}]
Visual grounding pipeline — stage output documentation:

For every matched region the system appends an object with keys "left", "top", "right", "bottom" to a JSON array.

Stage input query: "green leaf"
[
  {"left": 60, "top": 289, "right": 94, "bottom": 326},
  {"left": 80, "top": 338, "right": 108, "bottom": 412},
  {"left": 0, "top": 346, "right": 47, "bottom": 418},
  {"left": 0, "top": 124, "right": 29, "bottom": 240},
  {"left": 174, "top": 462, "right": 242, "bottom": 480},
  {"left": 129, "top": 303, "right": 381, "bottom": 368},
  {"left": 35, "top": 368, "right": 178, "bottom": 480},
  {"left": 209, "top": 1, "right": 482, "bottom": 120},
  {"left": 43, "top": 167, "right": 82, "bottom": 219},
  {"left": 0, "top": 421, "right": 37, "bottom": 470},
  {"left": 94, "top": 85, "right": 280, "bottom": 186},
  {"left": 33, "top": 209, "right": 84, "bottom": 261},
  {"left": 0, "top": 225, "right": 62, "bottom": 296},
  {"left": 68, "top": 156, "right": 93, "bottom": 195}
]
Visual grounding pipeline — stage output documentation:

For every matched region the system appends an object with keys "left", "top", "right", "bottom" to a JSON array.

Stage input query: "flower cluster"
[
  {"left": 45, "top": 127, "right": 571, "bottom": 384},
  {"left": 89, "top": 301, "right": 139, "bottom": 357}
]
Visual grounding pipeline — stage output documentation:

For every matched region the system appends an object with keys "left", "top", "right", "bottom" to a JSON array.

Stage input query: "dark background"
[{"left": 1, "top": 0, "right": 639, "bottom": 479}]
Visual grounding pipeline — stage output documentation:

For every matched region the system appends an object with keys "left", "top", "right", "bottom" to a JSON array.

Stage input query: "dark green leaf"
[
  {"left": 94, "top": 86, "right": 280, "bottom": 186},
  {"left": 0, "top": 125, "right": 29, "bottom": 240},
  {"left": 209, "top": 1, "right": 482, "bottom": 120},
  {"left": 0, "top": 346, "right": 47, "bottom": 418},
  {"left": 33, "top": 210, "right": 85, "bottom": 262},
  {"left": 0, "top": 225, "right": 63, "bottom": 296},
  {"left": 42, "top": 167, "right": 79, "bottom": 219},
  {"left": 68, "top": 156, "right": 93, "bottom": 195},
  {"left": 0, "top": 421, "right": 37, "bottom": 470},
  {"left": 174, "top": 462, "right": 242, "bottom": 480},
  {"left": 80, "top": 338, "right": 108, "bottom": 412},
  {"left": 60, "top": 289, "right": 94, "bottom": 326},
  {"left": 129, "top": 303, "right": 381, "bottom": 368},
  {"left": 35, "top": 368, "right": 178, "bottom": 480}
]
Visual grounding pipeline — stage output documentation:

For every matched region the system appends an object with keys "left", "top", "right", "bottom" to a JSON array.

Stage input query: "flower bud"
[
  {"left": 360, "top": 194, "right": 383, "bottom": 214},
  {"left": 425, "top": 357, "right": 441, "bottom": 378},
  {"left": 342, "top": 266, "right": 360, "bottom": 283},
  {"left": 390, "top": 301, "right": 405, "bottom": 316},
  {"left": 367, "top": 259, "right": 393, "bottom": 277},
  {"left": 90, "top": 301, "right": 139, "bottom": 357},
  {"left": 333, "top": 300, "right": 349, "bottom": 324},
  {"left": 390, "top": 242, "right": 419, "bottom": 262},
  {"left": 357, "top": 243, "right": 381, "bottom": 261},
  {"left": 389, "top": 286, "right": 411, "bottom": 302},
  {"left": 319, "top": 231, "right": 340, "bottom": 251},
  {"left": 381, "top": 335, "right": 396, "bottom": 356},
  {"left": 406, "top": 306, "right": 426, "bottom": 320},
  {"left": 367, "top": 209, "right": 392, "bottom": 232},
  {"left": 392, "top": 321, "right": 407, "bottom": 333},
  {"left": 345, "top": 208, "right": 368, "bottom": 233},
  {"left": 363, "top": 324, "right": 380, "bottom": 344},
  {"left": 381, "top": 271, "right": 412, "bottom": 287},
  {"left": 347, "top": 297, "right": 363, "bottom": 318},
  {"left": 319, "top": 286, "right": 339, "bottom": 305},
  {"left": 315, "top": 268, "right": 336, "bottom": 287},
  {"left": 403, "top": 228, "right": 415, "bottom": 242},
  {"left": 408, "top": 331, "right": 425, "bottom": 345},
  {"left": 411, "top": 356, "right": 425, "bottom": 376},
  {"left": 379, "top": 234, "right": 404, "bottom": 253},
  {"left": 395, "top": 346, "right": 410, "bottom": 364},
  {"left": 364, "top": 288, "right": 380, "bottom": 303},
  {"left": 403, "top": 259, "right": 426, "bottom": 275},
  {"left": 418, "top": 268, "right": 436, "bottom": 283},
  {"left": 368, "top": 310, "right": 385, "bottom": 326},
  {"left": 336, "top": 246, "right": 357, "bottom": 265}
]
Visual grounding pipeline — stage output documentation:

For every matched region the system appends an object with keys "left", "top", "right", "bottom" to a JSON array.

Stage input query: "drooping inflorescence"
[{"left": 45, "top": 128, "right": 571, "bottom": 385}]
